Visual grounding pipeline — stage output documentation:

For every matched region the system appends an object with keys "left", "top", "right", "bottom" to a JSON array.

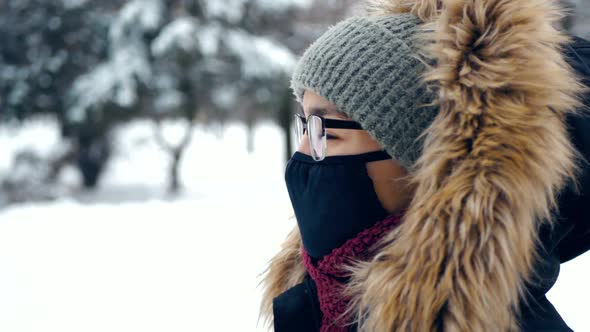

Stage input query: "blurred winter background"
[{"left": 0, "top": 0, "right": 588, "bottom": 331}]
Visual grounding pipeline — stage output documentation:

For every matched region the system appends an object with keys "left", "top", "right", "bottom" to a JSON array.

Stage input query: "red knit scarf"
[{"left": 301, "top": 209, "right": 406, "bottom": 332}]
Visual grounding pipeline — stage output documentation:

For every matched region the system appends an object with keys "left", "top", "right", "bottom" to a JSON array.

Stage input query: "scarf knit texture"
[{"left": 301, "top": 209, "right": 406, "bottom": 332}]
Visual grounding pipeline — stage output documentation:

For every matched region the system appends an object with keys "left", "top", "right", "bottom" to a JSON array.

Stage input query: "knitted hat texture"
[{"left": 290, "top": 13, "right": 439, "bottom": 170}]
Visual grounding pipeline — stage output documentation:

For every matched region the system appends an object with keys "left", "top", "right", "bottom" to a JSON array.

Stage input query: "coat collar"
[{"left": 260, "top": 0, "right": 589, "bottom": 330}]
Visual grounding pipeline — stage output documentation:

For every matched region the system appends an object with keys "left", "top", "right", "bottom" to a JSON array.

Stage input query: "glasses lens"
[{"left": 308, "top": 115, "right": 326, "bottom": 161}]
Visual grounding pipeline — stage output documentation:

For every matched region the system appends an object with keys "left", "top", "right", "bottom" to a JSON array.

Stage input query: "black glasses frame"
[{"left": 294, "top": 113, "right": 363, "bottom": 136}]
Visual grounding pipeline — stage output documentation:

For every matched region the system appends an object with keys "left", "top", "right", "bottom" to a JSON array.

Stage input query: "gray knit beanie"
[{"left": 290, "top": 13, "right": 439, "bottom": 170}]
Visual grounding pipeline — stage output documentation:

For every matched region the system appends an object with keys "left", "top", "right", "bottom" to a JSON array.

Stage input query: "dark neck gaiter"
[{"left": 284, "top": 150, "right": 393, "bottom": 260}]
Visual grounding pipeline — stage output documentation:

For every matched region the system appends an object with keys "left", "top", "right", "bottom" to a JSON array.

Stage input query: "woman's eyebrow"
[
  {"left": 300, "top": 105, "right": 349, "bottom": 119},
  {"left": 298, "top": 106, "right": 329, "bottom": 117},
  {"left": 309, "top": 107, "right": 330, "bottom": 117}
]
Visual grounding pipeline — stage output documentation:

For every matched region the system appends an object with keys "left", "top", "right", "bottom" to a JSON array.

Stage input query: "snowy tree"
[
  {"left": 1, "top": 0, "right": 358, "bottom": 196},
  {"left": 0, "top": 0, "right": 115, "bottom": 123},
  {"left": 67, "top": 0, "right": 314, "bottom": 193},
  {"left": 149, "top": 0, "right": 305, "bottom": 192},
  {"left": 67, "top": 0, "right": 164, "bottom": 123},
  {"left": 0, "top": 0, "right": 124, "bottom": 190}
]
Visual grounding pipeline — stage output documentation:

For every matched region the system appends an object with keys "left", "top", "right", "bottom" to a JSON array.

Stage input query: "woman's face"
[
  {"left": 298, "top": 90, "right": 383, "bottom": 156},
  {"left": 298, "top": 90, "right": 414, "bottom": 214}
]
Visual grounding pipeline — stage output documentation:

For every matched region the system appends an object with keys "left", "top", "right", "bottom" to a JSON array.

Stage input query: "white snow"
[
  {"left": 0, "top": 116, "right": 61, "bottom": 173},
  {"left": 254, "top": 0, "right": 314, "bottom": 11},
  {"left": 204, "top": 0, "right": 246, "bottom": 23},
  {"left": 0, "top": 118, "right": 295, "bottom": 331},
  {"left": 61, "top": 0, "right": 89, "bottom": 9},
  {"left": 152, "top": 17, "right": 208, "bottom": 56},
  {"left": 69, "top": 0, "right": 297, "bottom": 123},
  {"left": 68, "top": 0, "right": 160, "bottom": 122},
  {"left": 0, "top": 119, "right": 588, "bottom": 331},
  {"left": 112, "top": 0, "right": 164, "bottom": 38},
  {"left": 212, "top": 85, "right": 240, "bottom": 110},
  {"left": 203, "top": 0, "right": 313, "bottom": 23},
  {"left": 69, "top": 44, "right": 152, "bottom": 122},
  {"left": 152, "top": 18, "right": 296, "bottom": 79},
  {"left": 225, "top": 29, "right": 297, "bottom": 78},
  {"left": 151, "top": 18, "right": 223, "bottom": 57}
]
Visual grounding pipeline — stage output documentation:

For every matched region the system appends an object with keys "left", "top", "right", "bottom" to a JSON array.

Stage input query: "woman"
[{"left": 260, "top": 0, "right": 590, "bottom": 331}]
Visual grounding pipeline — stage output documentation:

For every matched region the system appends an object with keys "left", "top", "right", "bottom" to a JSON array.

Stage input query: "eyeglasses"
[{"left": 294, "top": 113, "right": 364, "bottom": 161}]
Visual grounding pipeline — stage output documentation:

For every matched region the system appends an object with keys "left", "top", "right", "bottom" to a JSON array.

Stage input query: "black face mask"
[{"left": 284, "top": 150, "right": 393, "bottom": 260}]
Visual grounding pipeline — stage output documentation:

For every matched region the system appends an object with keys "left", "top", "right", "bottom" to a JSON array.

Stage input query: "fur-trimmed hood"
[{"left": 259, "top": 0, "right": 589, "bottom": 331}]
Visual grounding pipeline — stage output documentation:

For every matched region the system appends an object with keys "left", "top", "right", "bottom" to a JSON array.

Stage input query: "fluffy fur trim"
[
  {"left": 343, "top": 0, "right": 588, "bottom": 331},
  {"left": 258, "top": 223, "right": 307, "bottom": 329}
]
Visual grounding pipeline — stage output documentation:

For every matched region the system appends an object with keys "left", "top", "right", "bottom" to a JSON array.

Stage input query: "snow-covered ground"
[{"left": 0, "top": 118, "right": 589, "bottom": 332}]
